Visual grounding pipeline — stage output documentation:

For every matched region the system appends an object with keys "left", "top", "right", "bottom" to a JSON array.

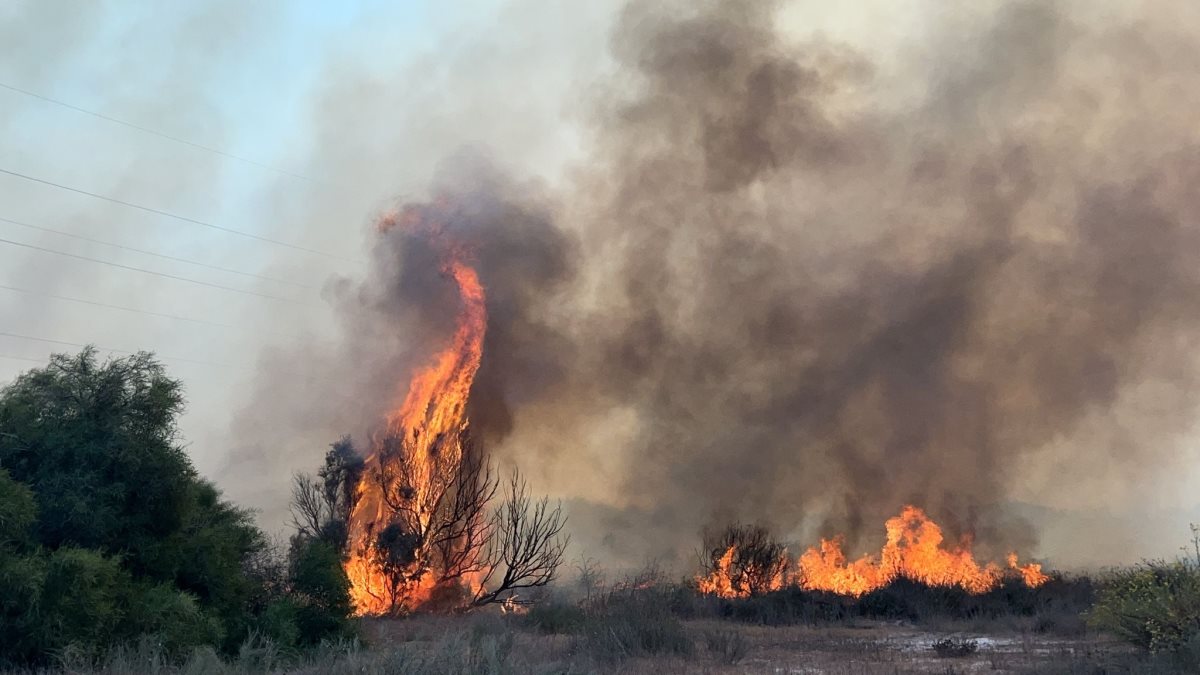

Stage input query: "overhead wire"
[
  {"left": 0, "top": 283, "right": 246, "bottom": 331},
  {"left": 0, "top": 80, "right": 316, "bottom": 183},
  {"left": 0, "top": 235, "right": 311, "bottom": 304},
  {"left": 0, "top": 331, "right": 245, "bottom": 370},
  {"left": 0, "top": 215, "right": 314, "bottom": 289},
  {"left": 0, "top": 80, "right": 342, "bottom": 372},
  {"left": 0, "top": 353, "right": 47, "bottom": 365},
  {"left": 0, "top": 167, "right": 358, "bottom": 262}
]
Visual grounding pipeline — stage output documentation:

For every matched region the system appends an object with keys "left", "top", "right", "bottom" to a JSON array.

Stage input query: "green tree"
[
  {"left": 37, "top": 547, "right": 129, "bottom": 653},
  {"left": 282, "top": 440, "right": 361, "bottom": 643},
  {"left": 0, "top": 349, "right": 269, "bottom": 661},
  {"left": 0, "top": 470, "right": 43, "bottom": 662},
  {"left": 287, "top": 537, "right": 355, "bottom": 645},
  {"left": 0, "top": 348, "right": 194, "bottom": 560},
  {"left": 0, "top": 469, "right": 36, "bottom": 549}
]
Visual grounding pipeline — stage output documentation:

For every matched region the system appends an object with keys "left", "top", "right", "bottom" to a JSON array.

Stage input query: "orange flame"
[
  {"left": 698, "top": 505, "right": 1049, "bottom": 598},
  {"left": 696, "top": 547, "right": 740, "bottom": 598},
  {"left": 343, "top": 206, "right": 487, "bottom": 615},
  {"left": 697, "top": 545, "right": 788, "bottom": 598},
  {"left": 1007, "top": 552, "right": 1049, "bottom": 588}
]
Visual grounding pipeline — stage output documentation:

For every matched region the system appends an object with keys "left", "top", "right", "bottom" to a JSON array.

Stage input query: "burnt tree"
[
  {"left": 370, "top": 428, "right": 500, "bottom": 611},
  {"left": 359, "top": 425, "right": 569, "bottom": 612}
]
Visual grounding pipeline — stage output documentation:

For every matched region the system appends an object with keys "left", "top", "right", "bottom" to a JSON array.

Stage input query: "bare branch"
[
  {"left": 289, "top": 472, "right": 328, "bottom": 540},
  {"left": 473, "top": 468, "right": 570, "bottom": 606},
  {"left": 429, "top": 440, "right": 499, "bottom": 585}
]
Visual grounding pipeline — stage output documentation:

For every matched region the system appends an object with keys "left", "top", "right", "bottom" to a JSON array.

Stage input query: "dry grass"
[
  {"left": 7, "top": 576, "right": 1185, "bottom": 675},
  {"left": 15, "top": 613, "right": 1154, "bottom": 675}
]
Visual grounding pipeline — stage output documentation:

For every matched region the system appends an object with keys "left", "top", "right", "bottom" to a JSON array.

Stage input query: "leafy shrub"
[
  {"left": 127, "top": 583, "right": 223, "bottom": 656},
  {"left": 0, "top": 469, "right": 36, "bottom": 547},
  {"left": 1089, "top": 559, "right": 1200, "bottom": 652},
  {"left": 524, "top": 581, "right": 697, "bottom": 661},
  {"left": 255, "top": 597, "right": 303, "bottom": 651},
  {"left": 287, "top": 538, "right": 356, "bottom": 645},
  {"left": 0, "top": 550, "right": 48, "bottom": 663},
  {"left": 38, "top": 547, "right": 129, "bottom": 655},
  {"left": 0, "top": 350, "right": 196, "bottom": 560},
  {"left": 0, "top": 350, "right": 361, "bottom": 665}
]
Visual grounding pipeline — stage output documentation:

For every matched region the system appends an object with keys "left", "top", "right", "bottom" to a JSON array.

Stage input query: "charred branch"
[
  {"left": 700, "top": 523, "right": 789, "bottom": 597},
  {"left": 472, "top": 469, "right": 569, "bottom": 606},
  {"left": 429, "top": 443, "right": 499, "bottom": 585}
]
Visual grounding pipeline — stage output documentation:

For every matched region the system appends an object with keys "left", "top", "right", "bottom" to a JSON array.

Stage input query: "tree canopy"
[{"left": 0, "top": 348, "right": 353, "bottom": 665}]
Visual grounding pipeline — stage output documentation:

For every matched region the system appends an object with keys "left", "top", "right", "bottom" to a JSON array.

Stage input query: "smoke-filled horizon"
[
  {"left": 7, "top": 1, "right": 1199, "bottom": 571},
  {"left": 225, "top": 0, "right": 1200, "bottom": 570}
]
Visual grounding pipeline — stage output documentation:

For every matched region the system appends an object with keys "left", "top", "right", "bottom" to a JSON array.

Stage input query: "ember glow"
[
  {"left": 343, "top": 206, "right": 487, "bottom": 615},
  {"left": 698, "top": 506, "right": 1048, "bottom": 599}
]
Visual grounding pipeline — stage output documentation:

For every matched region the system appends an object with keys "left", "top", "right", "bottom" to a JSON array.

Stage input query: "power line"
[
  {"left": 0, "top": 353, "right": 46, "bottom": 365},
  {"left": 0, "top": 283, "right": 239, "bottom": 331},
  {"left": 0, "top": 332, "right": 243, "bottom": 370},
  {"left": 0, "top": 284, "right": 296, "bottom": 340},
  {"left": 0, "top": 167, "right": 357, "bottom": 262},
  {"left": 0, "top": 80, "right": 315, "bottom": 183},
  {"left": 0, "top": 235, "right": 309, "bottom": 304},
  {"left": 0, "top": 216, "right": 313, "bottom": 289}
]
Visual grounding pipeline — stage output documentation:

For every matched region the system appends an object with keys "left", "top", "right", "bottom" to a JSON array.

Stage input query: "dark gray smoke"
[{"left": 232, "top": 0, "right": 1200, "bottom": 568}]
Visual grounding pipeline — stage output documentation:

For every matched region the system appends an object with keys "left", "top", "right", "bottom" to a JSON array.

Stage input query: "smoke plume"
[{"left": 231, "top": 0, "right": 1200, "bottom": 568}]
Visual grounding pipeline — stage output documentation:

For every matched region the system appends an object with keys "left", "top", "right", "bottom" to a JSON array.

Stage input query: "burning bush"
[
  {"left": 705, "top": 572, "right": 1093, "bottom": 629},
  {"left": 355, "top": 429, "right": 496, "bottom": 612},
  {"left": 323, "top": 426, "right": 568, "bottom": 615},
  {"left": 697, "top": 524, "right": 789, "bottom": 598},
  {"left": 696, "top": 506, "right": 1049, "bottom": 600},
  {"left": 329, "top": 204, "right": 569, "bottom": 615}
]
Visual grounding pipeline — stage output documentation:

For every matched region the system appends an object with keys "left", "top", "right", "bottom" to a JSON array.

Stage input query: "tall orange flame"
[
  {"left": 698, "top": 505, "right": 1049, "bottom": 599},
  {"left": 343, "top": 206, "right": 487, "bottom": 615}
]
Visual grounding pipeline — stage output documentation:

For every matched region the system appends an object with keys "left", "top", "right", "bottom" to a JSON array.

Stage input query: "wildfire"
[
  {"left": 343, "top": 205, "right": 487, "bottom": 615},
  {"left": 698, "top": 506, "right": 1049, "bottom": 599}
]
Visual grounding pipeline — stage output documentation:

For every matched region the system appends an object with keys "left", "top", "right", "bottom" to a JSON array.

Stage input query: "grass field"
[
  {"left": 18, "top": 612, "right": 1161, "bottom": 675},
  {"left": 18, "top": 571, "right": 1195, "bottom": 675}
]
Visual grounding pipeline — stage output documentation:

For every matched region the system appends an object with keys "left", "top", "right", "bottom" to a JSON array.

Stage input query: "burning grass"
[
  {"left": 691, "top": 573, "right": 1094, "bottom": 633},
  {"left": 697, "top": 506, "right": 1049, "bottom": 601}
]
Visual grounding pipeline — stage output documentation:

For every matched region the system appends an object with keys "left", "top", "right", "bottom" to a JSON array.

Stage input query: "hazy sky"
[
  {"left": 4, "top": 0, "right": 1199, "bottom": 568},
  {"left": 0, "top": 0, "right": 925, "bottom": 476},
  {"left": 0, "top": 0, "right": 539, "bottom": 474}
]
